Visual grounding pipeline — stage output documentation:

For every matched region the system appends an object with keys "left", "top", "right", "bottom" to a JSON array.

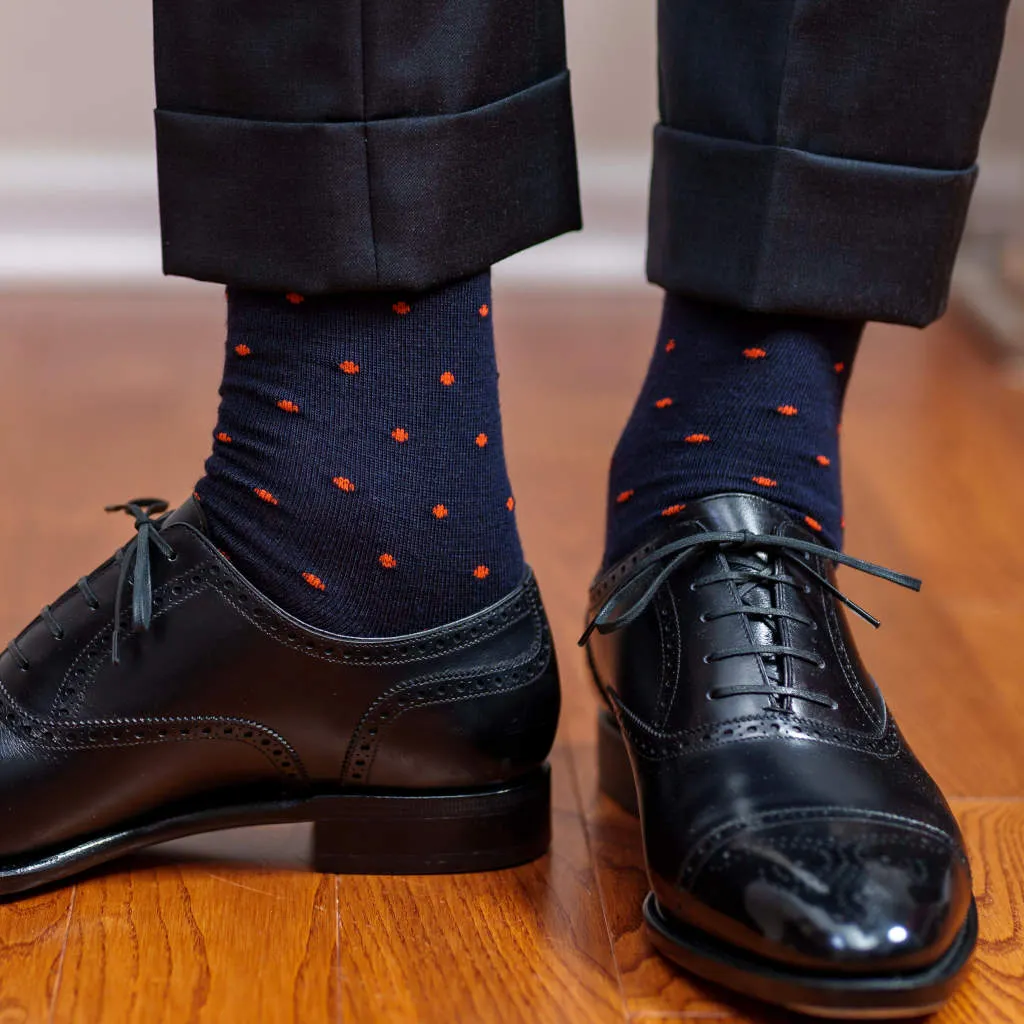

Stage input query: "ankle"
[
  {"left": 196, "top": 272, "right": 525, "bottom": 635},
  {"left": 604, "top": 294, "right": 861, "bottom": 565}
]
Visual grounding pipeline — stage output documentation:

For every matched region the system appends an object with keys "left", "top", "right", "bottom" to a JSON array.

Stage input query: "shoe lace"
[
  {"left": 579, "top": 529, "right": 921, "bottom": 711},
  {"left": 6, "top": 498, "right": 176, "bottom": 671}
]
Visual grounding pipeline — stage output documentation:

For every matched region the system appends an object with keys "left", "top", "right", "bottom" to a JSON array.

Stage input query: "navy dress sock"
[
  {"left": 195, "top": 271, "right": 524, "bottom": 636},
  {"left": 605, "top": 294, "right": 862, "bottom": 566}
]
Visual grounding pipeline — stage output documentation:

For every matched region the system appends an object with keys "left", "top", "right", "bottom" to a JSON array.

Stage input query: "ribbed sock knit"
[
  {"left": 194, "top": 271, "right": 524, "bottom": 636},
  {"left": 604, "top": 294, "right": 862, "bottom": 566}
]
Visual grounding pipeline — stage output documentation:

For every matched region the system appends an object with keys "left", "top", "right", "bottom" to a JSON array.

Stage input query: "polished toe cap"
[{"left": 657, "top": 817, "right": 973, "bottom": 974}]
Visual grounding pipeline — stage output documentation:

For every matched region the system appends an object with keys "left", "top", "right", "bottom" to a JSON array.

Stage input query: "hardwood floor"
[{"left": 0, "top": 287, "right": 1021, "bottom": 1022}]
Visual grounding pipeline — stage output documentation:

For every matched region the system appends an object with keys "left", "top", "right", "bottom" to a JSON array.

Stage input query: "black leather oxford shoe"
[
  {"left": 583, "top": 493, "right": 975, "bottom": 1019},
  {"left": 0, "top": 497, "right": 559, "bottom": 895}
]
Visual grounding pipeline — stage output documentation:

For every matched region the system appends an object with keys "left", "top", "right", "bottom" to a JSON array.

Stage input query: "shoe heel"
[
  {"left": 311, "top": 765, "right": 551, "bottom": 875},
  {"left": 598, "top": 710, "right": 639, "bottom": 817}
]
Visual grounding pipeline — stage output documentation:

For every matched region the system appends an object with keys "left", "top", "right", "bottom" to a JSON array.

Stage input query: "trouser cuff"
[
  {"left": 646, "top": 125, "right": 978, "bottom": 326},
  {"left": 156, "top": 72, "right": 580, "bottom": 293}
]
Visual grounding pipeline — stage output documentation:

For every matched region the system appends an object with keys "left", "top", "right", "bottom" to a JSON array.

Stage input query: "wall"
[
  {"left": 0, "top": 0, "right": 657, "bottom": 284},
  {"left": 0, "top": 0, "right": 1020, "bottom": 307},
  {"left": 0, "top": 0, "right": 657, "bottom": 154}
]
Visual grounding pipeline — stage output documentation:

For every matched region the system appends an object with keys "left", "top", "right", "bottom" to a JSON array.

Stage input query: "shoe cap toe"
[{"left": 671, "top": 816, "right": 972, "bottom": 972}]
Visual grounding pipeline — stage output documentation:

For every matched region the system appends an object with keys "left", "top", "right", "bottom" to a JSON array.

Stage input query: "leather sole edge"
[{"left": 0, "top": 766, "right": 551, "bottom": 898}]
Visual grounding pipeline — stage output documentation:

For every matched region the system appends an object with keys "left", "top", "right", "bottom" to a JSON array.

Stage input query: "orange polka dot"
[
  {"left": 685, "top": 433, "right": 711, "bottom": 444},
  {"left": 655, "top": 397, "right": 674, "bottom": 409},
  {"left": 277, "top": 399, "right": 300, "bottom": 414},
  {"left": 743, "top": 347, "right": 767, "bottom": 360},
  {"left": 440, "top": 371, "right": 456, "bottom": 386},
  {"left": 302, "top": 573, "right": 326, "bottom": 591},
  {"left": 804, "top": 515, "right": 823, "bottom": 533},
  {"left": 665, "top": 339, "right": 677, "bottom": 352},
  {"left": 479, "top": 304, "right": 490, "bottom": 318},
  {"left": 776, "top": 405, "right": 799, "bottom": 416},
  {"left": 432, "top": 504, "right": 449, "bottom": 519},
  {"left": 392, "top": 427, "right": 409, "bottom": 443},
  {"left": 379, "top": 553, "right": 397, "bottom": 569},
  {"left": 506, "top": 496, "right": 515, "bottom": 511},
  {"left": 473, "top": 565, "right": 490, "bottom": 579},
  {"left": 661, "top": 504, "right": 687, "bottom": 517},
  {"left": 841, "top": 516, "right": 847, "bottom": 530},
  {"left": 285, "top": 293, "right": 304, "bottom": 305},
  {"left": 192, "top": 490, "right": 201, "bottom": 502},
  {"left": 254, "top": 488, "right": 279, "bottom": 505},
  {"left": 752, "top": 476, "right": 778, "bottom": 488},
  {"left": 815, "top": 454, "right": 832, "bottom": 467},
  {"left": 339, "top": 360, "right": 360, "bottom": 375},
  {"left": 834, "top": 362, "right": 846, "bottom": 374},
  {"left": 234, "top": 344, "right": 251, "bottom": 357},
  {"left": 393, "top": 301, "right": 411, "bottom": 316},
  {"left": 333, "top": 476, "right": 355, "bottom": 492},
  {"left": 216, "top": 432, "right": 232, "bottom": 443},
  {"left": 219, "top": 549, "right": 230, "bottom": 560},
  {"left": 616, "top": 490, "right": 634, "bottom": 504},
  {"left": 475, "top": 433, "right": 489, "bottom": 448}
]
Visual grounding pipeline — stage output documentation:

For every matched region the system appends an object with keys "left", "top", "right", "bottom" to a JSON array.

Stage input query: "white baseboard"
[{"left": 0, "top": 149, "right": 650, "bottom": 288}]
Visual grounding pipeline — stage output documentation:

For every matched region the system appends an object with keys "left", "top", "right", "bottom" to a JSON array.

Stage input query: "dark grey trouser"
[{"left": 154, "top": 0, "right": 1009, "bottom": 326}]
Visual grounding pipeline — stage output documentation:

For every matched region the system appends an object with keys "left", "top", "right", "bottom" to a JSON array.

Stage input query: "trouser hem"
[
  {"left": 646, "top": 125, "right": 977, "bottom": 326},
  {"left": 156, "top": 71, "right": 581, "bottom": 293}
]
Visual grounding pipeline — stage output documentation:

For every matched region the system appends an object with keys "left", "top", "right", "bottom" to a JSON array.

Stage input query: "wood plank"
[
  {"left": 928, "top": 801, "right": 1024, "bottom": 1024},
  {"left": 0, "top": 290, "right": 225, "bottom": 643},
  {"left": 51, "top": 826, "right": 339, "bottom": 1024},
  {"left": 336, "top": 743, "right": 624, "bottom": 1024},
  {"left": 836, "top": 321, "right": 1024, "bottom": 796},
  {"left": 844, "top": 316, "right": 1024, "bottom": 598},
  {"left": 0, "top": 888, "right": 74, "bottom": 1022},
  {"left": 836, "top": 470, "right": 1024, "bottom": 797}
]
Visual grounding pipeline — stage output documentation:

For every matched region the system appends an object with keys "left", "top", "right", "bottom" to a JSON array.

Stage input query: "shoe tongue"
[
  {"left": 160, "top": 496, "right": 209, "bottom": 535},
  {"left": 725, "top": 549, "right": 782, "bottom": 683},
  {"left": 683, "top": 495, "right": 794, "bottom": 685},
  {"left": 684, "top": 492, "right": 796, "bottom": 536}
]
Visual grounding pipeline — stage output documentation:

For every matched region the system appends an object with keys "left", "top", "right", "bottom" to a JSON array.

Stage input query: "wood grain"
[
  {"left": 0, "top": 888, "right": 73, "bottom": 1023},
  {"left": 335, "top": 744, "right": 623, "bottom": 1024},
  {"left": 51, "top": 834, "right": 338, "bottom": 1024},
  {"left": 0, "top": 289, "right": 1022, "bottom": 1021},
  {"left": 939, "top": 801, "right": 1024, "bottom": 1024}
]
